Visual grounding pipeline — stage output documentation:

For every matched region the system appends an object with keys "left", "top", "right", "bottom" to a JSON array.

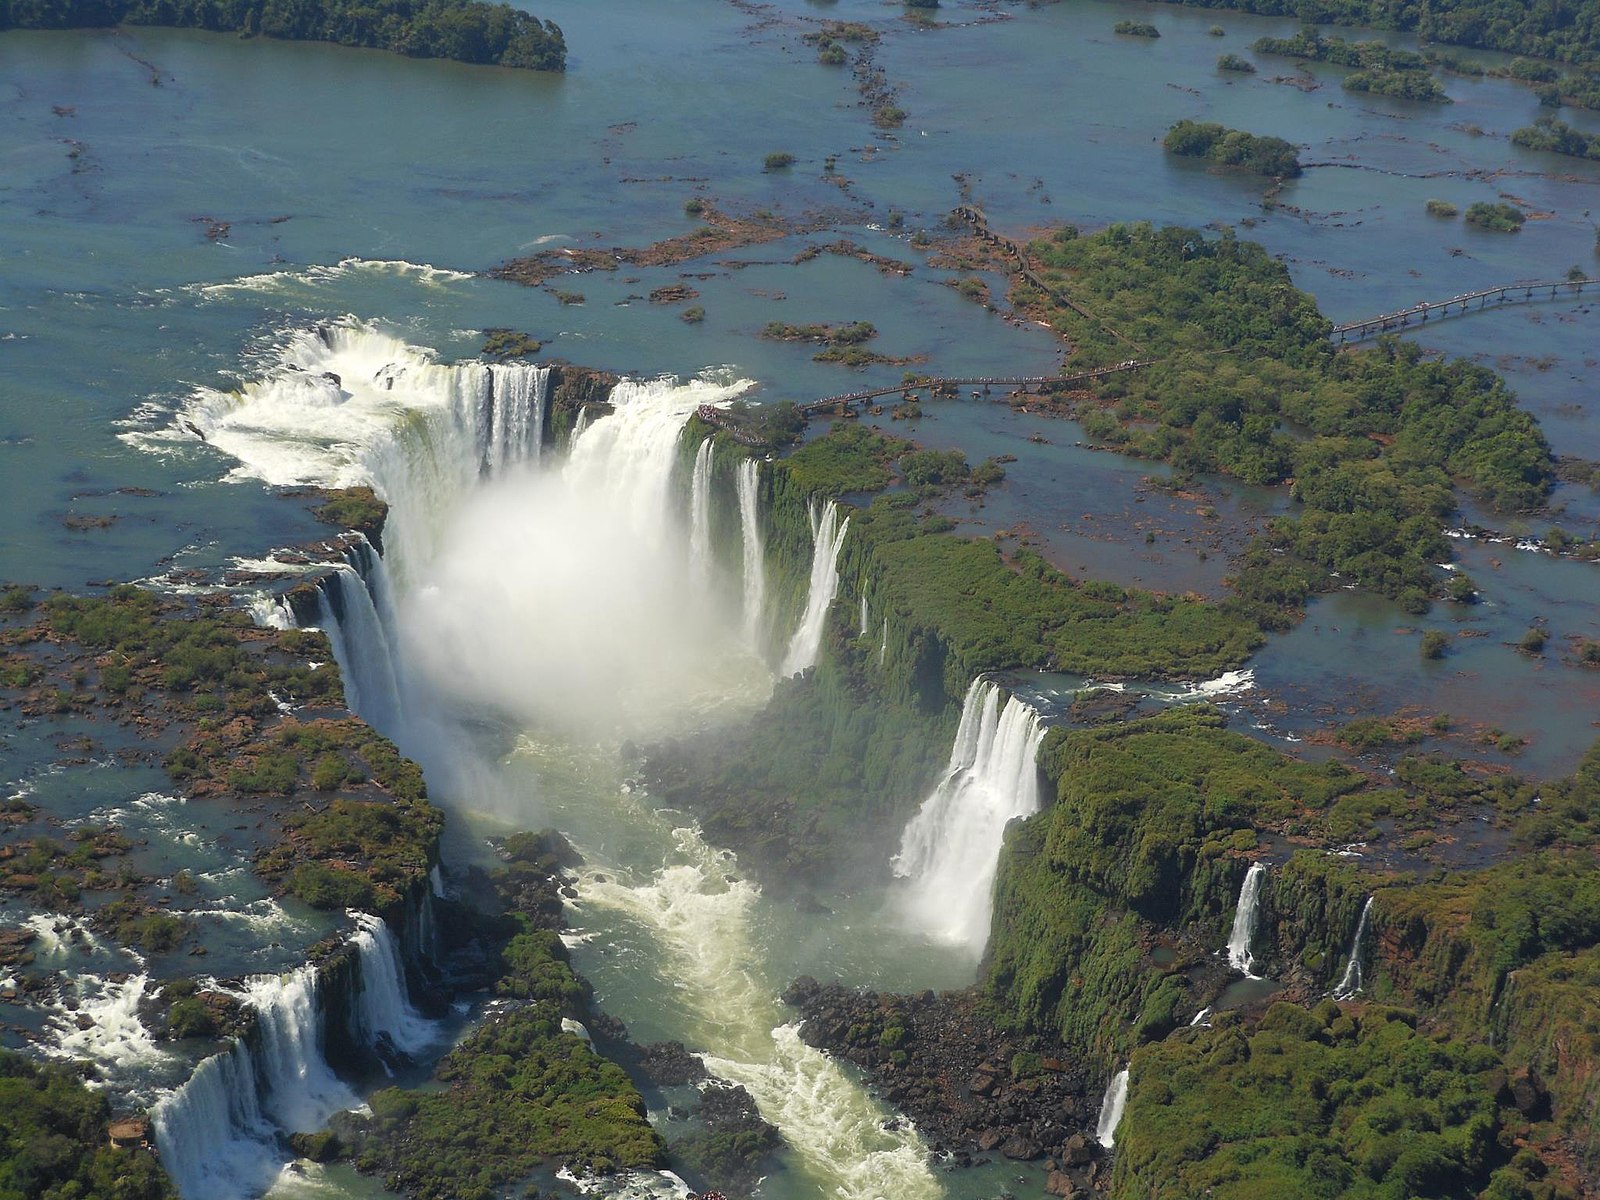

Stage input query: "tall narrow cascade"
[
  {"left": 152, "top": 914, "right": 433, "bottom": 1200},
  {"left": 893, "top": 678, "right": 1046, "bottom": 955},
  {"left": 1225, "top": 862, "right": 1268, "bottom": 977},
  {"left": 1332, "top": 896, "right": 1375, "bottom": 1000},
  {"left": 780, "top": 500, "right": 849, "bottom": 677},
  {"left": 1096, "top": 1067, "right": 1130, "bottom": 1149},
  {"left": 737, "top": 457, "right": 766, "bottom": 650},
  {"left": 483, "top": 361, "right": 549, "bottom": 475},
  {"left": 350, "top": 911, "right": 436, "bottom": 1063},
  {"left": 859, "top": 594, "right": 869, "bottom": 638},
  {"left": 305, "top": 537, "right": 406, "bottom": 739},
  {"left": 689, "top": 436, "right": 714, "bottom": 588}
]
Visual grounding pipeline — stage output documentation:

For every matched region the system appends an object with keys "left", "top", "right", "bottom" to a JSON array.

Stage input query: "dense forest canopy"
[
  {"left": 0, "top": 0, "right": 566, "bottom": 69},
  {"left": 1172, "top": 0, "right": 1600, "bottom": 64}
]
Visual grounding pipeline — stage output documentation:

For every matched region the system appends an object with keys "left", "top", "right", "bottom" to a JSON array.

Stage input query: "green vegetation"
[
  {"left": 762, "top": 320, "right": 876, "bottom": 345},
  {"left": 0, "top": 0, "right": 566, "bottom": 69},
  {"left": 1167, "top": 1, "right": 1600, "bottom": 65},
  {"left": 987, "top": 707, "right": 1368, "bottom": 1056},
  {"left": 480, "top": 329, "right": 542, "bottom": 360},
  {"left": 1113, "top": 1004, "right": 1539, "bottom": 1200},
  {"left": 1018, "top": 223, "right": 1552, "bottom": 617},
  {"left": 1465, "top": 201, "right": 1527, "bottom": 231},
  {"left": 1534, "top": 70, "right": 1600, "bottom": 109},
  {"left": 1253, "top": 29, "right": 1451, "bottom": 101},
  {"left": 1163, "top": 119, "right": 1302, "bottom": 176},
  {"left": 0, "top": 1050, "right": 175, "bottom": 1199},
  {"left": 763, "top": 152, "right": 796, "bottom": 170},
  {"left": 343, "top": 846, "right": 662, "bottom": 1199},
  {"left": 1421, "top": 629, "right": 1450, "bottom": 659},
  {"left": 311, "top": 489, "right": 389, "bottom": 548},
  {"left": 680, "top": 305, "right": 705, "bottom": 324},
  {"left": 1512, "top": 116, "right": 1600, "bottom": 160},
  {"left": 1113, "top": 18, "right": 1160, "bottom": 36},
  {"left": 1425, "top": 198, "right": 1460, "bottom": 217},
  {"left": 780, "top": 425, "right": 909, "bottom": 497},
  {"left": 1216, "top": 51, "right": 1256, "bottom": 71}
]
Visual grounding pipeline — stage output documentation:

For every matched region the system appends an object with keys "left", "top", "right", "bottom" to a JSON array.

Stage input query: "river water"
[{"left": 3, "top": 2, "right": 1599, "bottom": 1197}]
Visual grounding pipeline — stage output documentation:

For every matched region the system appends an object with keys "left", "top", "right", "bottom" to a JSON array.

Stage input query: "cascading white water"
[
  {"left": 579, "top": 827, "right": 940, "bottom": 1200},
  {"left": 1332, "top": 896, "right": 1374, "bottom": 1000},
  {"left": 484, "top": 361, "right": 549, "bottom": 475},
  {"left": 308, "top": 554, "right": 405, "bottom": 738},
  {"left": 892, "top": 678, "right": 1047, "bottom": 955},
  {"left": 736, "top": 457, "right": 766, "bottom": 650},
  {"left": 151, "top": 1043, "right": 278, "bottom": 1199},
  {"left": 349, "top": 911, "right": 436, "bottom": 1060},
  {"left": 859, "top": 594, "right": 869, "bottom": 638},
  {"left": 1225, "top": 862, "right": 1267, "bottom": 977},
  {"left": 879, "top": 616, "right": 888, "bottom": 667},
  {"left": 689, "top": 437, "right": 714, "bottom": 589},
  {"left": 153, "top": 915, "right": 434, "bottom": 1200},
  {"left": 780, "top": 500, "right": 849, "bottom": 677},
  {"left": 1096, "top": 1067, "right": 1130, "bottom": 1149},
  {"left": 148, "top": 321, "right": 549, "bottom": 581}
]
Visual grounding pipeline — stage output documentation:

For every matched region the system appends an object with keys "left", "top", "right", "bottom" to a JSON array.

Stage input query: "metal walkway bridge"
[{"left": 1333, "top": 278, "right": 1599, "bottom": 342}]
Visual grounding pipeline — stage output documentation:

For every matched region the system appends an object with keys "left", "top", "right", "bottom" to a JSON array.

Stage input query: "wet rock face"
[{"left": 783, "top": 976, "right": 1104, "bottom": 1188}]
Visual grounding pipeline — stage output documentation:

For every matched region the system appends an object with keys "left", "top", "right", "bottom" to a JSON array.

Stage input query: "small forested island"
[
  {"left": 1512, "top": 116, "right": 1600, "bottom": 161},
  {"left": 1163, "top": 119, "right": 1302, "bottom": 176},
  {"left": 0, "top": 0, "right": 566, "bottom": 69},
  {"left": 1252, "top": 29, "right": 1451, "bottom": 101}
]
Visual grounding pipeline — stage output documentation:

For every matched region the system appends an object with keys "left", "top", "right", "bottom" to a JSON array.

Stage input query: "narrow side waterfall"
[
  {"left": 780, "top": 500, "right": 849, "bottom": 677},
  {"left": 689, "top": 436, "right": 714, "bottom": 588},
  {"left": 350, "top": 911, "right": 436, "bottom": 1061},
  {"left": 1096, "top": 1067, "right": 1130, "bottom": 1149},
  {"left": 1225, "top": 862, "right": 1267, "bottom": 977},
  {"left": 892, "top": 678, "right": 1047, "bottom": 955},
  {"left": 1332, "top": 896, "right": 1375, "bottom": 1000},
  {"left": 879, "top": 616, "right": 888, "bottom": 667},
  {"left": 859, "top": 594, "right": 869, "bottom": 638},
  {"left": 152, "top": 915, "right": 435, "bottom": 1200},
  {"left": 737, "top": 457, "right": 766, "bottom": 649},
  {"left": 305, "top": 538, "right": 406, "bottom": 737}
]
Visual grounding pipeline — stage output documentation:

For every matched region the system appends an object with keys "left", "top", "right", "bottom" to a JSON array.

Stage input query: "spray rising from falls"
[
  {"left": 893, "top": 678, "right": 1047, "bottom": 955},
  {"left": 780, "top": 500, "right": 849, "bottom": 677},
  {"left": 152, "top": 913, "right": 433, "bottom": 1200},
  {"left": 736, "top": 457, "right": 766, "bottom": 651},
  {"left": 1226, "top": 862, "right": 1267, "bottom": 978},
  {"left": 1096, "top": 1067, "right": 1130, "bottom": 1149},
  {"left": 689, "top": 437, "right": 714, "bottom": 589},
  {"left": 1332, "top": 896, "right": 1375, "bottom": 1001}
]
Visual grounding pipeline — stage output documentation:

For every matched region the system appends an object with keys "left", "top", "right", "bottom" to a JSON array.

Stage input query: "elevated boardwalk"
[{"left": 1332, "top": 278, "right": 1598, "bottom": 342}]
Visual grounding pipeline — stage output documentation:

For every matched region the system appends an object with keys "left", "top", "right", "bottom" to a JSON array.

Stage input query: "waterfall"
[
  {"left": 780, "top": 500, "right": 850, "bottom": 677},
  {"left": 689, "top": 436, "right": 714, "bottom": 588},
  {"left": 1225, "top": 862, "right": 1267, "bottom": 978},
  {"left": 859, "top": 594, "right": 869, "bottom": 638},
  {"left": 350, "top": 911, "right": 436, "bottom": 1062},
  {"left": 484, "top": 361, "right": 548, "bottom": 475},
  {"left": 153, "top": 914, "right": 434, "bottom": 1200},
  {"left": 1332, "top": 896, "right": 1374, "bottom": 1000},
  {"left": 156, "top": 322, "right": 553, "bottom": 579},
  {"left": 879, "top": 617, "right": 888, "bottom": 667},
  {"left": 737, "top": 458, "right": 766, "bottom": 650},
  {"left": 1096, "top": 1067, "right": 1130, "bottom": 1149},
  {"left": 892, "top": 678, "right": 1046, "bottom": 955},
  {"left": 305, "top": 553, "right": 405, "bottom": 738}
]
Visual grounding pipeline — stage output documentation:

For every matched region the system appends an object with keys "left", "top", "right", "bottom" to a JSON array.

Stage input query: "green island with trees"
[
  {"left": 1252, "top": 29, "right": 1451, "bottom": 101},
  {"left": 0, "top": 0, "right": 566, "bottom": 70},
  {"left": 1512, "top": 116, "right": 1600, "bottom": 161},
  {"left": 1163, "top": 119, "right": 1303, "bottom": 176}
]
